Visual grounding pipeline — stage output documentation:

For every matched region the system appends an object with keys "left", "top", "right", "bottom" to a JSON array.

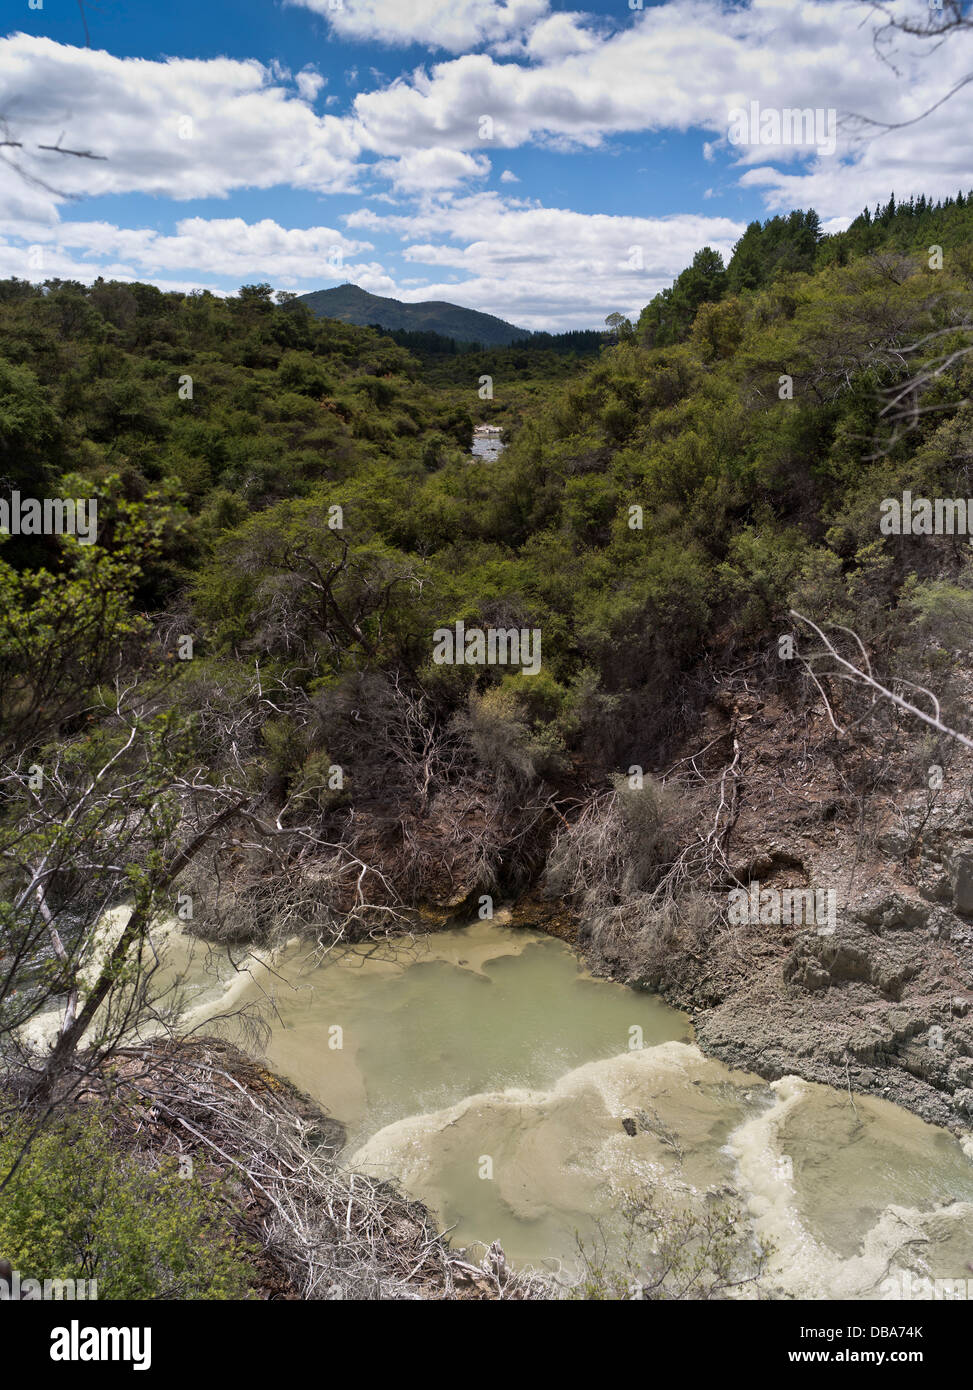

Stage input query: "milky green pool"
[{"left": 165, "top": 918, "right": 973, "bottom": 1296}]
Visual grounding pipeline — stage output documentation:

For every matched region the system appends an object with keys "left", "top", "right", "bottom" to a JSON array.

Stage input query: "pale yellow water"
[{"left": 148, "top": 918, "right": 973, "bottom": 1295}]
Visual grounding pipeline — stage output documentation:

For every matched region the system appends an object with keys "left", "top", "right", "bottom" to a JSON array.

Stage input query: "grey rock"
[
  {"left": 948, "top": 848, "right": 973, "bottom": 914},
  {"left": 951, "top": 1088, "right": 973, "bottom": 1119}
]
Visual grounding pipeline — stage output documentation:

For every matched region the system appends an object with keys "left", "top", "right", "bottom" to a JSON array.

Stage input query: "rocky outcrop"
[
  {"left": 566, "top": 691, "right": 973, "bottom": 1135},
  {"left": 691, "top": 888, "right": 973, "bottom": 1129}
]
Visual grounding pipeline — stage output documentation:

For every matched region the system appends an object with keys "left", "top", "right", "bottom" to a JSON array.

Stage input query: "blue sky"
[{"left": 1, "top": 0, "right": 971, "bottom": 329}]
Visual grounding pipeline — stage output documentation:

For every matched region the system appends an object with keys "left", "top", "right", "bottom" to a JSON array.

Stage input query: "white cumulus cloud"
[
  {"left": 372, "top": 147, "right": 492, "bottom": 194},
  {"left": 346, "top": 193, "right": 746, "bottom": 329},
  {"left": 0, "top": 34, "right": 361, "bottom": 223},
  {"left": 286, "top": 0, "right": 550, "bottom": 54}
]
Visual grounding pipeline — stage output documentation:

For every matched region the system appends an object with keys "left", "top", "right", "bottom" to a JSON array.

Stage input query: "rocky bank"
[{"left": 520, "top": 685, "right": 973, "bottom": 1135}]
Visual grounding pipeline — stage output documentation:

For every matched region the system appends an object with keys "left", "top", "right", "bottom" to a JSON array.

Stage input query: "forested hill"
[
  {"left": 0, "top": 278, "right": 480, "bottom": 577},
  {"left": 2, "top": 191, "right": 972, "bottom": 743},
  {"left": 635, "top": 191, "right": 973, "bottom": 346},
  {"left": 297, "top": 282, "right": 532, "bottom": 346},
  {"left": 0, "top": 188, "right": 971, "bottom": 819},
  {"left": 3, "top": 188, "right": 973, "bottom": 1141},
  {"left": 374, "top": 325, "right": 605, "bottom": 359}
]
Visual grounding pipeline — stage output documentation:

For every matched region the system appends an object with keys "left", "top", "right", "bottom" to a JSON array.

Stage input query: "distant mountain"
[{"left": 297, "top": 283, "right": 532, "bottom": 347}]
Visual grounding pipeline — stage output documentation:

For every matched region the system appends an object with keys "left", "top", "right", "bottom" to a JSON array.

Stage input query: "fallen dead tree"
[{"left": 75, "top": 1037, "right": 552, "bottom": 1301}]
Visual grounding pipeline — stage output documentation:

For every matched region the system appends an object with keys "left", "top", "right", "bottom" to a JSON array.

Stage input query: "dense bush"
[{"left": 0, "top": 1112, "right": 256, "bottom": 1299}]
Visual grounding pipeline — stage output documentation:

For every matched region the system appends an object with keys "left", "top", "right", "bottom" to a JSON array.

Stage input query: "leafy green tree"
[
  {"left": 726, "top": 210, "right": 821, "bottom": 293},
  {"left": 604, "top": 312, "right": 634, "bottom": 342},
  {"left": 637, "top": 247, "right": 726, "bottom": 346}
]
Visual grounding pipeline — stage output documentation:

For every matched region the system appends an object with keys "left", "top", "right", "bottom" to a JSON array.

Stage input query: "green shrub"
[{"left": 0, "top": 1112, "right": 256, "bottom": 1299}]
